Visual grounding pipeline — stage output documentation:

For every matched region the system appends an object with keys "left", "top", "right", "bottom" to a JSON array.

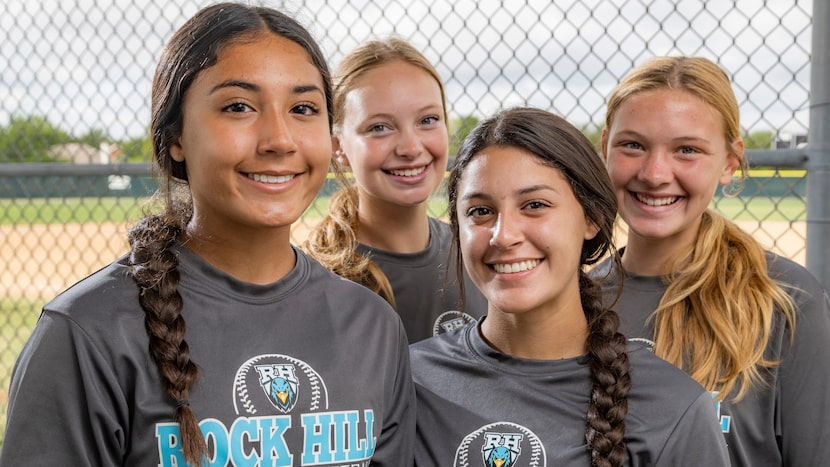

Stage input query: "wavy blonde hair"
[
  {"left": 302, "top": 37, "right": 447, "bottom": 308},
  {"left": 606, "top": 57, "right": 796, "bottom": 401}
]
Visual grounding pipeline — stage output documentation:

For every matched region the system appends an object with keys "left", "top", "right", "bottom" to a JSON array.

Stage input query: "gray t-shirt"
[
  {"left": 409, "top": 319, "right": 729, "bottom": 466},
  {"left": 1, "top": 245, "right": 415, "bottom": 466},
  {"left": 591, "top": 252, "right": 830, "bottom": 467},
  {"left": 357, "top": 217, "right": 487, "bottom": 343}
]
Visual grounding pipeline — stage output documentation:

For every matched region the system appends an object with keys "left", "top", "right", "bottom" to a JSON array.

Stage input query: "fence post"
[{"left": 806, "top": 0, "right": 830, "bottom": 291}]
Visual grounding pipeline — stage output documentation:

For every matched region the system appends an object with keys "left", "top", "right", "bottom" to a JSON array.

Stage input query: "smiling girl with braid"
[
  {"left": 0, "top": 4, "right": 414, "bottom": 466},
  {"left": 409, "top": 107, "right": 728, "bottom": 466}
]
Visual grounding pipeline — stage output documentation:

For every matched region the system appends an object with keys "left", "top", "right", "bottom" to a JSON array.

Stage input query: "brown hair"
[
  {"left": 303, "top": 36, "right": 447, "bottom": 308},
  {"left": 449, "top": 107, "right": 630, "bottom": 467},
  {"left": 604, "top": 56, "right": 796, "bottom": 401},
  {"left": 127, "top": 4, "right": 332, "bottom": 465}
]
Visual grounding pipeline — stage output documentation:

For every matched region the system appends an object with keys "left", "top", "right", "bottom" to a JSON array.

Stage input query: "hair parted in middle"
[{"left": 448, "top": 106, "right": 631, "bottom": 467}]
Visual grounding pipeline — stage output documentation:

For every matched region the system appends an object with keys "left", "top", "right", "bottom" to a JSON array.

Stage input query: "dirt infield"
[
  {"left": 0, "top": 219, "right": 806, "bottom": 299},
  {"left": 0, "top": 220, "right": 318, "bottom": 299}
]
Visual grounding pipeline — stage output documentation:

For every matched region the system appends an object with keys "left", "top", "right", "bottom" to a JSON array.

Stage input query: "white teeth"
[
  {"left": 493, "top": 259, "right": 541, "bottom": 274},
  {"left": 388, "top": 166, "right": 427, "bottom": 177},
  {"left": 249, "top": 173, "right": 294, "bottom": 184},
  {"left": 635, "top": 193, "right": 678, "bottom": 206}
]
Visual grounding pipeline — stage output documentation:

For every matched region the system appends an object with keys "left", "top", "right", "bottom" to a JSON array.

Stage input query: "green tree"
[
  {"left": 75, "top": 128, "right": 111, "bottom": 149},
  {"left": 744, "top": 130, "right": 774, "bottom": 150},
  {"left": 0, "top": 116, "right": 70, "bottom": 162},
  {"left": 448, "top": 115, "right": 479, "bottom": 158},
  {"left": 119, "top": 134, "right": 153, "bottom": 163}
]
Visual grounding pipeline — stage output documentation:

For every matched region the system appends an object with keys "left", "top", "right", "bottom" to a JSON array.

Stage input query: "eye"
[
  {"left": 291, "top": 103, "right": 320, "bottom": 116},
  {"left": 523, "top": 200, "right": 551, "bottom": 213},
  {"left": 420, "top": 115, "right": 440, "bottom": 126},
  {"left": 465, "top": 206, "right": 492, "bottom": 218},
  {"left": 623, "top": 141, "right": 643, "bottom": 150},
  {"left": 677, "top": 146, "right": 698, "bottom": 155},
  {"left": 367, "top": 123, "right": 391, "bottom": 133},
  {"left": 223, "top": 101, "right": 253, "bottom": 113}
]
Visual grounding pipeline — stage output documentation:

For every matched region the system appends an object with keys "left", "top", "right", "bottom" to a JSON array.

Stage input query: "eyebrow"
[
  {"left": 209, "top": 80, "right": 324, "bottom": 97},
  {"left": 460, "top": 184, "right": 558, "bottom": 201}
]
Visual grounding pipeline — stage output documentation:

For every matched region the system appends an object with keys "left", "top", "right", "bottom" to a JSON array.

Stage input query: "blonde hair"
[
  {"left": 606, "top": 57, "right": 796, "bottom": 401},
  {"left": 303, "top": 37, "right": 447, "bottom": 308}
]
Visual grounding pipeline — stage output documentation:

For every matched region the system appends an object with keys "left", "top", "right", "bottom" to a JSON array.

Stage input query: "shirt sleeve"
[
  {"left": 655, "top": 390, "right": 730, "bottom": 466},
  {"left": 370, "top": 319, "right": 416, "bottom": 467},
  {"left": 0, "top": 310, "right": 127, "bottom": 466},
  {"left": 777, "top": 275, "right": 830, "bottom": 466}
]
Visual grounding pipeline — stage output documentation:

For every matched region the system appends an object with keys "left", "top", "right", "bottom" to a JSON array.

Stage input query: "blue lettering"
[
  {"left": 301, "top": 410, "right": 376, "bottom": 464},
  {"left": 202, "top": 419, "right": 229, "bottom": 466},
  {"left": 711, "top": 392, "right": 732, "bottom": 433},
  {"left": 156, "top": 423, "right": 188, "bottom": 467}
]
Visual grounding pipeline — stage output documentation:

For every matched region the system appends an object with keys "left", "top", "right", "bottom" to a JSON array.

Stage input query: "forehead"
[
  {"left": 198, "top": 33, "right": 322, "bottom": 87},
  {"left": 612, "top": 89, "right": 725, "bottom": 137},
  {"left": 458, "top": 146, "right": 568, "bottom": 194}
]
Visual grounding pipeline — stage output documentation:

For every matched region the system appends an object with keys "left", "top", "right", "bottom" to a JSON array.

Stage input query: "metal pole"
[{"left": 806, "top": 0, "right": 830, "bottom": 290}]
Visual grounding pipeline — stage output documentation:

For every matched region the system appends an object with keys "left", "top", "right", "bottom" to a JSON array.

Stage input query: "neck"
[
  {"left": 480, "top": 303, "right": 588, "bottom": 360},
  {"left": 183, "top": 223, "right": 296, "bottom": 285},
  {"left": 356, "top": 195, "right": 431, "bottom": 253},
  {"left": 621, "top": 230, "right": 698, "bottom": 276}
]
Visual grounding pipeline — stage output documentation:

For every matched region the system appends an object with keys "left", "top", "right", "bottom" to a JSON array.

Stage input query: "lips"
[
  {"left": 633, "top": 192, "right": 679, "bottom": 206},
  {"left": 492, "top": 259, "right": 541, "bottom": 274},
  {"left": 247, "top": 173, "right": 295, "bottom": 184},
  {"left": 385, "top": 164, "right": 427, "bottom": 177}
]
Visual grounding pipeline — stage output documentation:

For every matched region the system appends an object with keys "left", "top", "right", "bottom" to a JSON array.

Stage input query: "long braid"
[
  {"left": 128, "top": 205, "right": 205, "bottom": 466},
  {"left": 582, "top": 270, "right": 631, "bottom": 467}
]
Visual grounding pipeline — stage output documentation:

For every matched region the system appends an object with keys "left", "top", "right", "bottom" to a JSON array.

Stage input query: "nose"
[
  {"left": 395, "top": 127, "right": 423, "bottom": 159},
  {"left": 638, "top": 150, "right": 671, "bottom": 186},
  {"left": 258, "top": 111, "right": 298, "bottom": 155},
  {"left": 489, "top": 212, "right": 522, "bottom": 249}
]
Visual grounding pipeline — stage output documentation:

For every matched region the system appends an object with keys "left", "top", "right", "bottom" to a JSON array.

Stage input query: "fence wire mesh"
[{"left": 0, "top": 0, "right": 815, "bottom": 445}]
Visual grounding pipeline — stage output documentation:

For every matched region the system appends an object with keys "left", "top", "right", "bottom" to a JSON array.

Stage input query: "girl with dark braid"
[
  {"left": 409, "top": 107, "right": 728, "bottom": 466},
  {"left": 1, "top": 3, "right": 414, "bottom": 466}
]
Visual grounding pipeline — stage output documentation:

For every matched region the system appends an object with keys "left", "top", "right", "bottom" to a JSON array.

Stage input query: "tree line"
[{"left": 0, "top": 114, "right": 776, "bottom": 164}]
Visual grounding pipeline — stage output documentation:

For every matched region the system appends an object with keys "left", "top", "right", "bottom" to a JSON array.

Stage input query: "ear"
[
  {"left": 169, "top": 137, "right": 185, "bottom": 162},
  {"left": 720, "top": 136, "right": 743, "bottom": 185},
  {"left": 332, "top": 136, "right": 350, "bottom": 168},
  {"left": 584, "top": 218, "right": 601, "bottom": 241},
  {"left": 600, "top": 128, "right": 609, "bottom": 162}
]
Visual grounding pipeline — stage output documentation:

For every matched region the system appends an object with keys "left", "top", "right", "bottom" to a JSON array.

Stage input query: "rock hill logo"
[
  {"left": 433, "top": 310, "right": 477, "bottom": 336},
  {"left": 454, "top": 422, "right": 545, "bottom": 467},
  {"left": 156, "top": 354, "right": 377, "bottom": 466},
  {"left": 234, "top": 354, "right": 327, "bottom": 415}
]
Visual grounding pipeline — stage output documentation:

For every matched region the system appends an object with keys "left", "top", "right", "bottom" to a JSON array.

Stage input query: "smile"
[
  {"left": 492, "top": 259, "right": 541, "bottom": 274},
  {"left": 248, "top": 173, "right": 295, "bottom": 184},
  {"left": 386, "top": 165, "right": 427, "bottom": 177},
  {"left": 634, "top": 192, "right": 678, "bottom": 206}
]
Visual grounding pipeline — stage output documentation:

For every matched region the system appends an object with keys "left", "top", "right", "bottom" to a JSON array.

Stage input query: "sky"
[{"left": 0, "top": 0, "right": 815, "bottom": 141}]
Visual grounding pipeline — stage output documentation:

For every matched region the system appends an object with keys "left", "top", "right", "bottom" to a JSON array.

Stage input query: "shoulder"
[
  {"left": 589, "top": 254, "right": 616, "bottom": 277},
  {"left": 409, "top": 325, "right": 471, "bottom": 370},
  {"left": 45, "top": 255, "right": 138, "bottom": 319},
  {"left": 299, "top": 249, "right": 401, "bottom": 316},
  {"left": 626, "top": 344, "right": 708, "bottom": 404}
]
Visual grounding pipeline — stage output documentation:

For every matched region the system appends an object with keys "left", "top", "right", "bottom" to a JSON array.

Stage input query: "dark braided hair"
[
  {"left": 128, "top": 4, "right": 332, "bottom": 465},
  {"left": 447, "top": 107, "right": 630, "bottom": 466}
]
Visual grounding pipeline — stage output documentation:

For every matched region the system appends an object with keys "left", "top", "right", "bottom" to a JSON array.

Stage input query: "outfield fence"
[{"left": 1, "top": 0, "right": 828, "bottom": 447}]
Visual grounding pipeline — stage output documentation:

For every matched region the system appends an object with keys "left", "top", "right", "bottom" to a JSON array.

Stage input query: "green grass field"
[{"left": 0, "top": 193, "right": 808, "bottom": 225}]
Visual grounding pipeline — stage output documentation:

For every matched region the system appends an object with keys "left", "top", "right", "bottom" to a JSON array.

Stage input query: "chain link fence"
[{"left": 0, "top": 0, "right": 817, "bottom": 445}]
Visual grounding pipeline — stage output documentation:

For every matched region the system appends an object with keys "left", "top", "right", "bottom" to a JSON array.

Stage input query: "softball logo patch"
[
  {"left": 454, "top": 422, "right": 545, "bottom": 467},
  {"left": 433, "top": 310, "right": 477, "bottom": 336},
  {"left": 233, "top": 354, "right": 328, "bottom": 415}
]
